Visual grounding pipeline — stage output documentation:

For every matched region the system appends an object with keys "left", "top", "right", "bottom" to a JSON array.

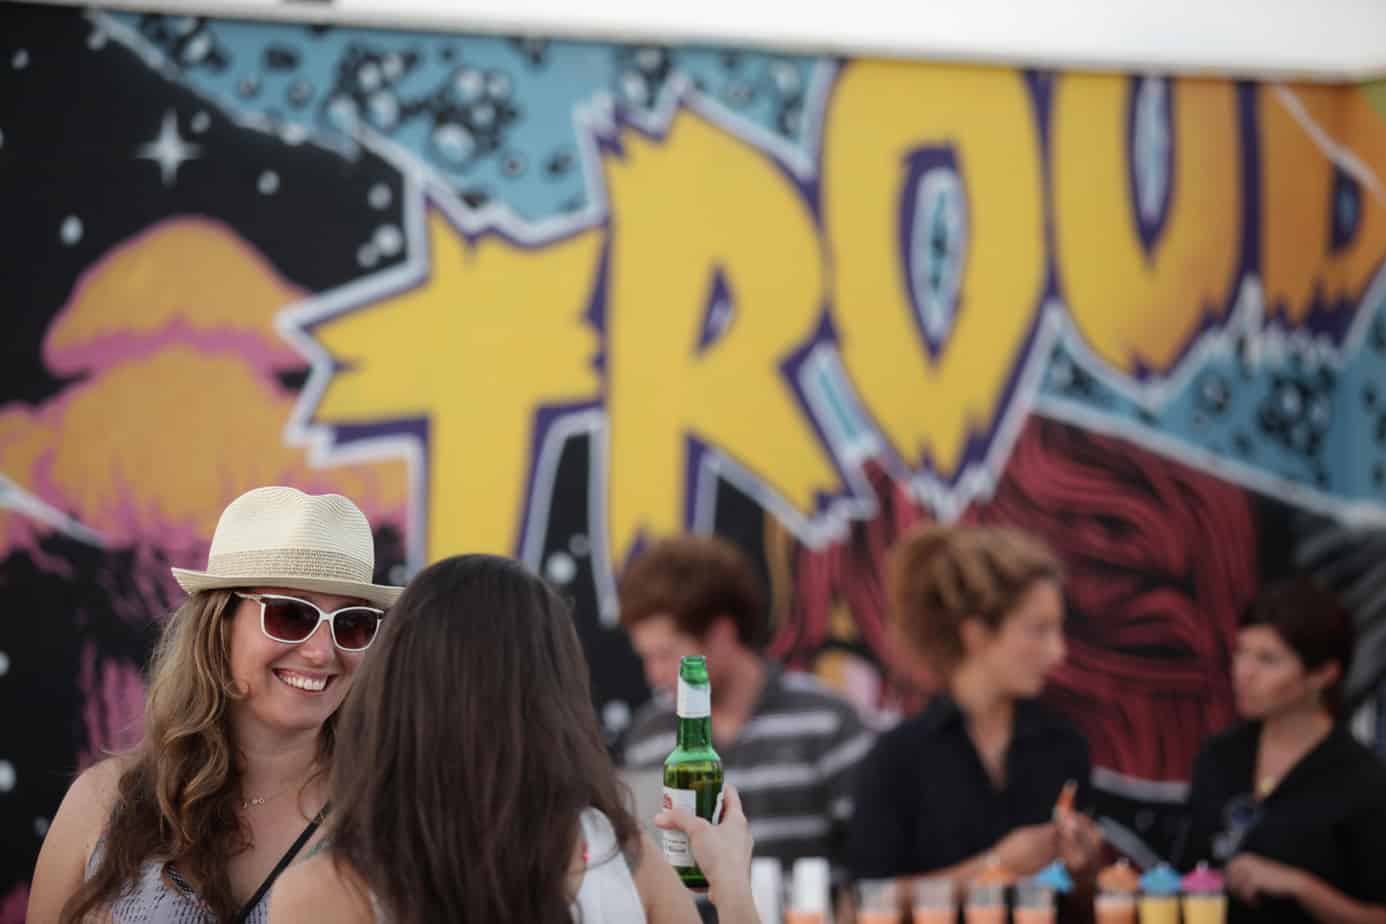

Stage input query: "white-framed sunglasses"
[{"left": 234, "top": 592, "right": 385, "bottom": 652}]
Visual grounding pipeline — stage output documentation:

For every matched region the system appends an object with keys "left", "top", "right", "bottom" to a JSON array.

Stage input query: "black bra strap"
[{"left": 231, "top": 802, "right": 330, "bottom": 924}]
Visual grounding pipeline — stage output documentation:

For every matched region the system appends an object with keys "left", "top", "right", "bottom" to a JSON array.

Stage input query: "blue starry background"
[
  {"left": 1040, "top": 310, "right": 1386, "bottom": 504},
  {"left": 111, "top": 13, "right": 818, "bottom": 220}
]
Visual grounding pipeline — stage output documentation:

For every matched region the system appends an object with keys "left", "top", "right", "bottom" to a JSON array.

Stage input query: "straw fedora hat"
[{"left": 170, "top": 486, "right": 404, "bottom": 608}]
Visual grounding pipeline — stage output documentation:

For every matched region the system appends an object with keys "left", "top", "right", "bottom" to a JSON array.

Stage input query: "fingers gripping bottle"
[{"left": 662, "top": 655, "right": 724, "bottom": 888}]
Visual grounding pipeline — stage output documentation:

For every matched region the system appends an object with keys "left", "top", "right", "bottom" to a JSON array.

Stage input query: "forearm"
[
  {"left": 711, "top": 887, "right": 762, "bottom": 924},
  {"left": 1295, "top": 874, "right": 1386, "bottom": 924},
  {"left": 900, "top": 849, "right": 996, "bottom": 892}
]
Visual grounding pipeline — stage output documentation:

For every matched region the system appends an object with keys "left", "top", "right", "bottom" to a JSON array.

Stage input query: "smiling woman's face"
[{"left": 226, "top": 586, "right": 368, "bottom": 737}]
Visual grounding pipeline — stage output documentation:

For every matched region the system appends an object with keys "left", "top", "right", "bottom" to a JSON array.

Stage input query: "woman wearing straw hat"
[{"left": 27, "top": 486, "right": 403, "bottom": 924}]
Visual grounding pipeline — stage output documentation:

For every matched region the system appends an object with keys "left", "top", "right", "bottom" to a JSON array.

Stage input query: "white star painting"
[{"left": 135, "top": 110, "right": 202, "bottom": 187}]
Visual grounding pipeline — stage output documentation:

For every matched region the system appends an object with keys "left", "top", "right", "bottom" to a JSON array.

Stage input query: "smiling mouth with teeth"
[{"left": 274, "top": 670, "right": 333, "bottom": 693}]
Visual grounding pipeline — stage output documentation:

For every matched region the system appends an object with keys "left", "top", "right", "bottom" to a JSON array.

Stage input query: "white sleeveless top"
[{"left": 572, "top": 807, "right": 647, "bottom": 923}]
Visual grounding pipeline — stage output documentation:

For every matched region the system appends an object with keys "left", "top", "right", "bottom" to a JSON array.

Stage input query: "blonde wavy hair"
[
  {"left": 889, "top": 524, "right": 1064, "bottom": 675},
  {"left": 63, "top": 589, "right": 335, "bottom": 923}
]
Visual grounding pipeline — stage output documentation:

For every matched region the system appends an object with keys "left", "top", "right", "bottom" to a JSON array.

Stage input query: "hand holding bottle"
[{"left": 656, "top": 783, "right": 758, "bottom": 915}]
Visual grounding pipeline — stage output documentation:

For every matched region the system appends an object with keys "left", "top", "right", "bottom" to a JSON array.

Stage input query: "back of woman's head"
[
  {"left": 329, "top": 554, "right": 638, "bottom": 924},
  {"left": 890, "top": 523, "right": 1063, "bottom": 674},
  {"left": 1241, "top": 575, "right": 1356, "bottom": 716}
]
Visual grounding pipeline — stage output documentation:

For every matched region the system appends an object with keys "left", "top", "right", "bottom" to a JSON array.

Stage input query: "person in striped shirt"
[{"left": 617, "top": 535, "right": 874, "bottom": 883}]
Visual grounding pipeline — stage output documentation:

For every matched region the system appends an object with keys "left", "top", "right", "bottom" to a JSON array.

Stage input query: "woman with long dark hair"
[{"left": 269, "top": 553, "right": 758, "bottom": 924}]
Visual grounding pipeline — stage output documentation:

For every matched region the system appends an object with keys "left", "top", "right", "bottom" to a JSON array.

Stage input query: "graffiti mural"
[{"left": 3, "top": 3, "right": 1386, "bottom": 915}]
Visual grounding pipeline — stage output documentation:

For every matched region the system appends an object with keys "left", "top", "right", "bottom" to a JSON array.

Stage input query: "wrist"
[
  {"left": 710, "top": 885, "right": 758, "bottom": 918},
  {"left": 1286, "top": 868, "right": 1314, "bottom": 901}
]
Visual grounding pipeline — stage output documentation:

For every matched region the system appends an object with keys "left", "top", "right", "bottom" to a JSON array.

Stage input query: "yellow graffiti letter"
[
  {"left": 1261, "top": 84, "right": 1386, "bottom": 320},
  {"left": 1052, "top": 75, "right": 1241, "bottom": 372},
  {"left": 312, "top": 208, "right": 603, "bottom": 559},
  {"left": 823, "top": 61, "right": 1047, "bottom": 477},
  {"left": 603, "top": 108, "right": 837, "bottom": 566}
]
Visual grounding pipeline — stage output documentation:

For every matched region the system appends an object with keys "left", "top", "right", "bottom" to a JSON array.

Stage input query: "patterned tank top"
[{"left": 84, "top": 836, "right": 327, "bottom": 923}]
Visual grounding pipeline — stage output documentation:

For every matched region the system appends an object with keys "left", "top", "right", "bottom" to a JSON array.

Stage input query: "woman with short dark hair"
[{"left": 1181, "top": 576, "right": 1386, "bottom": 924}]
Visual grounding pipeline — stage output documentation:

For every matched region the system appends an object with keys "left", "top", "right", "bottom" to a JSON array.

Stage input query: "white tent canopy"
[{"left": 17, "top": 0, "right": 1386, "bottom": 81}]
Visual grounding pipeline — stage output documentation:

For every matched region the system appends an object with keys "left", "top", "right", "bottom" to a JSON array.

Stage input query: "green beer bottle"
[{"left": 661, "top": 655, "right": 724, "bottom": 889}]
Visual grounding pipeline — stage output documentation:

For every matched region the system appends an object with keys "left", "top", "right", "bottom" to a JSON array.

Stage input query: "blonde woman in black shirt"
[{"left": 846, "top": 525, "right": 1102, "bottom": 911}]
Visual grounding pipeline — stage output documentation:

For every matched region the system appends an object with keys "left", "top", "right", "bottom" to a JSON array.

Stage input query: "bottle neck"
[
  {"left": 677, "top": 714, "right": 712, "bottom": 750},
  {"left": 675, "top": 675, "right": 711, "bottom": 749}
]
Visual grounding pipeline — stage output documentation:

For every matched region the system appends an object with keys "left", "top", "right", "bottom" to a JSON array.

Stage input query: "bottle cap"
[
  {"left": 1181, "top": 863, "right": 1225, "bottom": 895},
  {"left": 1140, "top": 863, "right": 1182, "bottom": 897},
  {"left": 751, "top": 858, "right": 784, "bottom": 924},
  {"left": 1097, "top": 860, "right": 1140, "bottom": 894},
  {"left": 790, "top": 857, "right": 831, "bottom": 913},
  {"left": 1034, "top": 861, "right": 1074, "bottom": 894}
]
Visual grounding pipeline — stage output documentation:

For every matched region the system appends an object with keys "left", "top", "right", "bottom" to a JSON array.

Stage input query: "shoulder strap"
[{"left": 231, "top": 803, "right": 330, "bottom": 924}]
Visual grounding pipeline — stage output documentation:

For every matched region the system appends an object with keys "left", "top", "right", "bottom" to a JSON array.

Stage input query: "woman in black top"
[
  {"left": 846, "top": 525, "right": 1102, "bottom": 898},
  {"left": 1181, "top": 577, "right": 1386, "bottom": 924}
]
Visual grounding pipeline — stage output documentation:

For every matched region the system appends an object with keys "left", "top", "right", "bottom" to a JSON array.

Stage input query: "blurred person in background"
[
  {"left": 1179, "top": 577, "right": 1386, "bottom": 924},
  {"left": 846, "top": 524, "right": 1102, "bottom": 916},
  {"left": 619, "top": 535, "right": 874, "bottom": 882}
]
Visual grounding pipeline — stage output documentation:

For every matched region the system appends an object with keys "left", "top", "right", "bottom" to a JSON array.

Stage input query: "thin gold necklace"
[{"left": 239, "top": 784, "right": 294, "bottom": 810}]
